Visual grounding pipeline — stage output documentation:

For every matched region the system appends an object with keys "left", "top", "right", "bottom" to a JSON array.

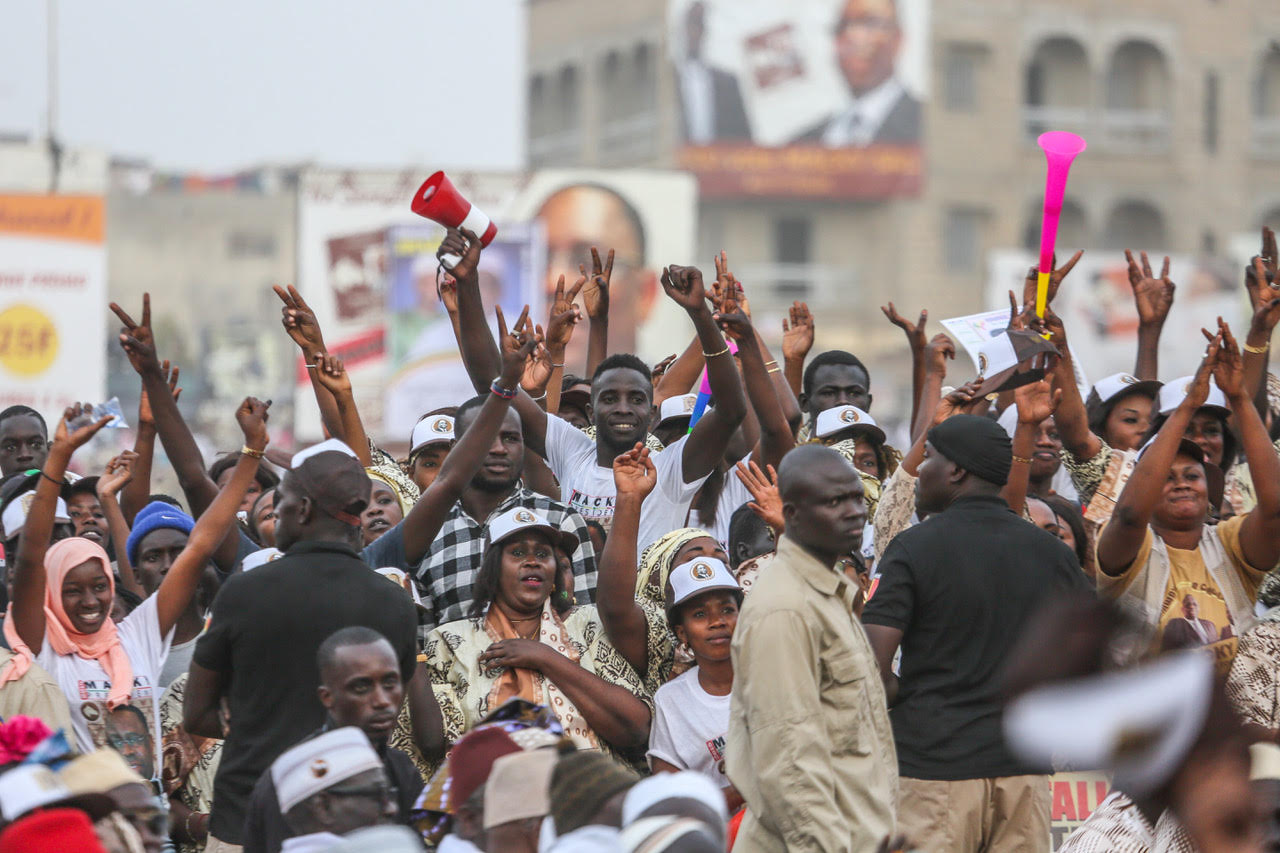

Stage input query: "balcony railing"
[
  {"left": 599, "top": 111, "right": 658, "bottom": 165},
  {"left": 529, "top": 128, "right": 584, "bottom": 166},
  {"left": 1022, "top": 106, "right": 1170, "bottom": 153},
  {"left": 735, "top": 263, "right": 861, "bottom": 312}
]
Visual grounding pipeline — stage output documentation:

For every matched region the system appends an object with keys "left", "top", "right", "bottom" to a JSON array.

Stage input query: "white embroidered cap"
[
  {"left": 656, "top": 394, "right": 699, "bottom": 427},
  {"left": 665, "top": 555, "right": 739, "bottom": 616},
  {"left": 290, "top": 438, "right": 359, "bottom": 470},
  {"left": 2, "top": 493, "right": 70, "bottom": 540},
  {"left": 410, "top": 415, "right": 455, "bottom": 455},
  {"left": 814, "top": 405, "right": 884, "bottom": 443},
  {"left": 1089, "top": 373, "right": 1162, "bottom": 407},
  {"left": 1157, "top": 375, "right": 1229, "bottom": 416},
  {"left": 271, "top": 727, "right": 383, "bottom": 813}
]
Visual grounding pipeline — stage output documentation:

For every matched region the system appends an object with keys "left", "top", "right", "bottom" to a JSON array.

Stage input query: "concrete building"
[{"left": 527, "top": 0, "right": 1280, "bottom": 418}]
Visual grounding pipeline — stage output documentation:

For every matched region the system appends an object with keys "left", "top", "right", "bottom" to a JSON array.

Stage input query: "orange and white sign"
[{"left": 0, "top": 196, "right": 106, "bottom": 414}]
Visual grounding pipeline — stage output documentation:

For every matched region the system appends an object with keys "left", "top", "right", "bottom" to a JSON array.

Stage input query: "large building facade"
[{"left": 527, "top": 0, "right": 1280, "bottom": 416}]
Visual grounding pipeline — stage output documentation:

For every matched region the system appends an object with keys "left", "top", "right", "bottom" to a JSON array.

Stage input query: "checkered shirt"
[{"left": 414, "top": 485, "right": 598, "bottom": 630}]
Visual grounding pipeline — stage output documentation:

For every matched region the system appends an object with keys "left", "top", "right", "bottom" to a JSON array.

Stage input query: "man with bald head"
[
  {"left": 794, "top": 0, "right": 920, "bottom": 147},
  {"left": 537, "top": 184, "right": 657, "bottom": 365},
  {"left": 862, "top": 415, "right": 1087, "bottom": 852},
  {"left": 185, "top": 446, "right": 418, "bottom": 852},
  {"left": 726, "top": 444, "right": 897, "bottom": 851}
]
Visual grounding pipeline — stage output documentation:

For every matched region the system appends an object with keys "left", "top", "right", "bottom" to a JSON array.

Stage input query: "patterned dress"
[
  {"left": 391, "top": 601, "right": 666, "bottom": 780},
  {"left": 159, "top": 673, "right": 222, "bottom": 853}
]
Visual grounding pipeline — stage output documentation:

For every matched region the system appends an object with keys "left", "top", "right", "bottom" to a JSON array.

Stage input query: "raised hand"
[
  {"left": 933, "top": 380, "right": 986, "bottom": 426},
  {"left": 137, "top": 360, "right": 181, "bottom": 427},
  {"left": 1124, "top": 250, "right": 1176, "bottom": 329},
  {"left": 1208, "top": 318, "right": 1245, "bottom": 400},
  {"left": 236, "top": 397, "right": 271, "bottom": 451},
  {"left": 781, "top": 301, "right": 815, "bottom": 362},
  {"left": 110, "top": 293, "right": 162, "bottom": 376},
  {"left": 495, "top": 305, "right": 539, "bottom": 389},
  {"left": 54, "top": 403, "right": 114, "bottom": 451},
  {"left": 735, "top": 460, "right": 784, "bottom": 534},
  {"left": 581, "top": 246, "right": 613, "bottom": 322},
  {"left": 546, "top": 274, "right": 584, "bottom": 352},
  {"left": 650, "top": 353, "right": 678, "bottom": 384},
  {"left": 97, "top": 451, "right": 138, "bottom": 498},
  {"left": 521, "top": 335, "right": 555, "bottom": 396},
  {"left": 613, "top": 443, "right": 657, "bottom": 501},
  {"left": 1245, "top": 255, "right": 1280, "bottom": 336},
  {"left": 313, "top": 353, "right": 353, "bottom": 398},
  {"left": 712, "top": 251, "right": 750, "bottom": 318},
  {"left": 661, "top": 265, "right": 709, "bottom": 313},
  {"left": 714, "top": 310, "right": 753, "bottom": 343},
  {"left": 1014, "top": 375, "right": 1062, "bottom": 425},
  {"left": 924, "top": 333, "right": 956, "bottom": 378},
  {"left": 880, "top": 302, "right": 928, "bottom": 351},
  {"left": 272, "top": 284, "right": 327, "bottom": 358},
  {"left": 437, "top": 275, "right": 460, "bottom": 315},
  {"left": 437, "top": 227, "right": 483, "bottom": 282},
  {"left": 1021, "top": 250, "right": 1083, "bottom": 314},
  {"left": 1186, "top": 332, "right": 1223, "bottom": 411}
]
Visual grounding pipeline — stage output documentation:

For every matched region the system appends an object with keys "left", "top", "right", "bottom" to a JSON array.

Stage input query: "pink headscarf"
[{"left": 0, "top": 538, "right": 133, "bottom": 709}]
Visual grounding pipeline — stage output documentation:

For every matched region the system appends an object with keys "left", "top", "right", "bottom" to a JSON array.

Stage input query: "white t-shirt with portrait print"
[
  {"left": 647, "top": 666, "right": 732, "bottom": 789},
  {"left": 36, "top": 594, "right": 173, "bottom": 783},
  {"left": 543, "top": 415, "right": 710, "bottom": 556}
]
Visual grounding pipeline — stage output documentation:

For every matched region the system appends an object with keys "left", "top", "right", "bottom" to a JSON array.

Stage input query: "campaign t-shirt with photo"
[
  {"left": 543, "top": 414, "right": 709, "bottom": 556},
  {"left": 36, "top": 594, "right": 173, "bottom": 783},
  {"left": 647, "top": 666, "right": 731, "bottom": 788}
]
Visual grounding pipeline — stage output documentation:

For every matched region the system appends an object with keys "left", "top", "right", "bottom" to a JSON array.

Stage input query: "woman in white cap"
[
  {"left": 1097, "top": 323, "right": 1280, "bottom": 657},
  {"left": 421, "top": 505, "right": 656, "bottom": 773}
]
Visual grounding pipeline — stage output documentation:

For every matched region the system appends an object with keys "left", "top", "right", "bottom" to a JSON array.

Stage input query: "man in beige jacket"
[{"left": 726, "top": 444, "right": 897, "bottom": 851}]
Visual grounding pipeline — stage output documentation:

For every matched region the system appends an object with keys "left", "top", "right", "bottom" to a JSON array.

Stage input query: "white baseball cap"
[
  {"left": 814, "top": 405, "right": 884, "bottom": 443},
  {"left": 664, "top": 555, "right": 740, "bottom": 617},
  {"left": 1003, "top": 649, "right": 1213, "bottom": 796},
  {"left": 271, "top": 727, "right": 383, "bottom": 813},
  {"left": 290, "top": 438, "right": 359, "bottom": 469},
  {"left": 656, "top": 394, "right": 699, "bottom": 428},
  {"left": 1157, "top": 375, "right": 1230, "bottom": 416},
  {"left": 486, "top": 507, "right": 578, "bottom": 554},
  {"left": 240, "top": 547, "right": 283, "bottom": 572},
  {"left": 1088, "top": 373, "right": 1163, "bottom": 408},
  {"left": 2, "top": 492, "right": 71, "bottom": 540},
  {"left": 410, "top": 415, "right": 455, "bottom": 456}
]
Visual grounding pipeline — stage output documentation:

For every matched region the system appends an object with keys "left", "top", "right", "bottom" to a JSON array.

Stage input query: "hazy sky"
[{"left": 0, "top": 0, "right": 525, "bottom": 173}]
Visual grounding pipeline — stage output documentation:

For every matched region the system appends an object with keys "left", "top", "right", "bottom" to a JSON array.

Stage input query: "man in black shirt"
[
  {"left": 862, "top": 414, "right": 1089, "bottom": 853},
  {"left": 241, "top": 627, "right": 424, "bottom": 853},
  {"left": 184, "top": 448, "right": 418, "bottom": 851}
]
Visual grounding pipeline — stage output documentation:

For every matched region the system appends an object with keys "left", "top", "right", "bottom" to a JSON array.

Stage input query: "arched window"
[
  {"left": 1104, "top": 40, "right": 1171, "bottom": 149},
  {"left": 1024, "top": 37, "right": 1089, "bottom": 138},
  {"left": 1022, "top": 198, "right": 1089, "bottom": 252},
  {"left": 1103, "top": 200, "right": 1167, "bottom": 250}
]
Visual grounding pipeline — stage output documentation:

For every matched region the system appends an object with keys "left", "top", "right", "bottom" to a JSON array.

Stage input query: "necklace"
[{"left": 508, "top": 614, "right": 541, "bottom": 623}]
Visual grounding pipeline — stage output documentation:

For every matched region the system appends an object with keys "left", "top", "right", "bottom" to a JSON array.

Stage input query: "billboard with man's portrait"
[{"left": 667, "top": 0, "right": 929, "bottom": 198}]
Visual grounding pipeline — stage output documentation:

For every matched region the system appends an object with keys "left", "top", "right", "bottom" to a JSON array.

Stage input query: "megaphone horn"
[{"left": 410, "top": 171, "right": 499, "bottom": 269}]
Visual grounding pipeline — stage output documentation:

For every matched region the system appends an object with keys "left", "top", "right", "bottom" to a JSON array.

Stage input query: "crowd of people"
[{"left": 0, "top": 220, "right": 1279, "bottom": 853}]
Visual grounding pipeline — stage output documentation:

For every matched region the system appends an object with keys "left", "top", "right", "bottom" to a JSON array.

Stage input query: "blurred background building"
[{"left": 1, "top": 0, "right": 1278, "bottom": 461}]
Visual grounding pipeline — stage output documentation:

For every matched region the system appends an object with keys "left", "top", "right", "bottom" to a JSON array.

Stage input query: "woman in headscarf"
[
  {"left": 2, "top": 400, "right": 267, "bottom": 781},
  {"left": 416, "top": 508, "right": 654, "bottom": 778},
  {"left": 1097, "top": 325, "right": 1280, "bottom": 660},
  {"left": 362, "top": 452, "right": 419, "bottom": 547},
  {"left": 597, "top": 444, "right": 734, "bottom": 695}
]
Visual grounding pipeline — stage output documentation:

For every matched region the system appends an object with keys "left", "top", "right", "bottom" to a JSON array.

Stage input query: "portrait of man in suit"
[
  {"left": 794, "top": 0, "right": 921, "bottom": 147},
  {"left": 1161, "top": 593, "right": 1222, "bottom": 651},
  {"left": 674, "top": 1, "right": 752, "bottom": 144}
]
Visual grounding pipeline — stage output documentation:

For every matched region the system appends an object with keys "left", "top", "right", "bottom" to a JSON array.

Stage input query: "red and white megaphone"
[{"left": 410, "top": 171, "right": 498, "bottom": 269}]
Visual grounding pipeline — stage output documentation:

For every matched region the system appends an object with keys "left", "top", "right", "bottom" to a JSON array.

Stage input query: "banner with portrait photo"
[
  {"left": 667, "top": 0, "right": 929, "bottom": 198},
  {"left": 384, "top": 223, "right": 543, "bottom": 440},
  {"left": 296, "top": 169, "right": 697, "bottom": 442}
]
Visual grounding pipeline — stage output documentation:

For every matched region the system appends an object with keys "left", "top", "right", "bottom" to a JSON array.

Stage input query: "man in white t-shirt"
[{"left": 447, "top": 229, "right": 748, "bottom": 556}]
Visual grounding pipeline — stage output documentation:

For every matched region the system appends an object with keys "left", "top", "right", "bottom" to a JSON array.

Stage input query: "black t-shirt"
[
  {"left": 241, "top": 731, "right": 423, "bottom": 853},
  {"left": 194, "top": 539, "right": 418, "bottom": 844},
  {"left": 862, "top": 494, "right": 1091, "bottom": 781}
]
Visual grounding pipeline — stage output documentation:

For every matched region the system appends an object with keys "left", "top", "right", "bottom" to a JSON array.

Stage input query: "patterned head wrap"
[
  {"left": 635, "top": 528, "right": 716, "bottom": 608},
  {"left": 365, "top": 444, "right": 419, "bottom": 517}
]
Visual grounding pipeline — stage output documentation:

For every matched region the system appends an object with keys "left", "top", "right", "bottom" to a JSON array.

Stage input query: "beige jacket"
[
  {"left": 0, "top": 647, "right": 73, "bottom": 738},
  {"left": 726, "top": 535, "right": 898, "bottom": 852}
]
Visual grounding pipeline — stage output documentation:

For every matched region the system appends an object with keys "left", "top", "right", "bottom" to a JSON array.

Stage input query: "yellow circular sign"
[{"left": 0, "top": 304, "right": 58, "bottom": 377}]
